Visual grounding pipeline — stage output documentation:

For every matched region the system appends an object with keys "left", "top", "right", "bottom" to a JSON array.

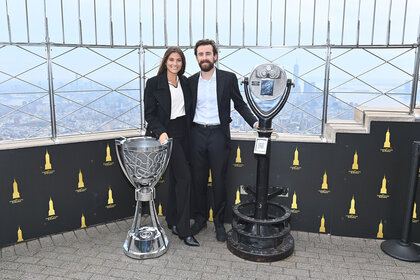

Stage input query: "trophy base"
[{"left": 123, "top": 226, "right": 169, "bottom": 259}]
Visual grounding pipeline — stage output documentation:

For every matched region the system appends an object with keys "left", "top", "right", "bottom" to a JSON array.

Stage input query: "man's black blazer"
[
  {"left": 188, "top": 68, "right": 257, "bottom": 139},
  {"left": 144, "top": 72, "right": 192, "bottom": 139}
]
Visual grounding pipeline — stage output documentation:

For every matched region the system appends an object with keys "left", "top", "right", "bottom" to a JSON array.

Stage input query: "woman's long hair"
[{"left": 157, "top": 47, "right": 186, "bottom": 76}]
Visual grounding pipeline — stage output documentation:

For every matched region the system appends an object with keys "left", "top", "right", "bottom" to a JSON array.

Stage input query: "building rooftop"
[{"left": 1, "top": 218, "right": 419, "bottom": 280}]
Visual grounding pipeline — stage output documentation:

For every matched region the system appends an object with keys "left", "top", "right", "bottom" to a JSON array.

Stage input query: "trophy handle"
[
  {"left": 161, "top": 138, "right": 173, "bottom": 178},
  {"left": 115, "top": 137, "right": 137, "bottom": 187}
]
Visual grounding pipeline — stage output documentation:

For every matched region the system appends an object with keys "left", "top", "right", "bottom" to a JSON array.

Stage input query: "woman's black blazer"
[{"left": 144, "top": 72, "right": 192, "bottom": 139}]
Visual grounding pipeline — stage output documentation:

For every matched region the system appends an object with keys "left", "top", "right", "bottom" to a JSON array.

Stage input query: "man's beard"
[{"left": 199, "top": 60, "right": 215, "bottom": 72}]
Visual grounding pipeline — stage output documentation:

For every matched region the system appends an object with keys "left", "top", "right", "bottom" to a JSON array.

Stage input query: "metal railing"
[{"left": 0, "top": 0, "right": 419, "bottom": 142}]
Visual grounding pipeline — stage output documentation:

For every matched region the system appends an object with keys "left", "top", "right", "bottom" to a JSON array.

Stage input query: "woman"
[{"left": 144, "top": 47, "right": 199, "bottom": 247}]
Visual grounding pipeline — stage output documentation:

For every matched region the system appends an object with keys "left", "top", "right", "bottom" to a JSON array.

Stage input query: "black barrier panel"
[
  {"left": 1, "top": 121, "right": 420, "bottom": 247},
  {"left": 1, "top": 140, "right": 135, "bottom": 247}
]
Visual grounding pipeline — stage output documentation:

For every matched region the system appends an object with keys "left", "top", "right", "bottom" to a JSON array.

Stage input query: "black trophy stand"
[
  {"left": 227, "top": 77, "right": 294, "bottom": 262},
  {"left": 381, "top": 141, "right": 420, "bottom": 262}
]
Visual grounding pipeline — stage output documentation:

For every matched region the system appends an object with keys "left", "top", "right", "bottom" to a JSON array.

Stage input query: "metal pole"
[
  {"left": 409, "top": 19, "right": 420, "bottom": 114},
  {"left": 321, "top": 21, "right": 331, "bottom": 138},
  {"left": 140, "top": 46, "right": 145, "bottom": 131},
  {"left": 44, "top": 0, "right": 57, "bottom": 140}
]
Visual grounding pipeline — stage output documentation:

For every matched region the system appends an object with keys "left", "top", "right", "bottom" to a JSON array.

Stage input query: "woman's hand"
[{"left": 159, "top": 132, "right": 169, "bottom": 144}]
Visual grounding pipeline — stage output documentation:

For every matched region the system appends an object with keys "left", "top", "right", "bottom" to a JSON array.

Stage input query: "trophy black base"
[
  {"left": 227, "top": 230, "right": 294, "bottom": 262},
  {"left": 227, "top": 202, "right": 294, "bottom": 262},
  {"left": 381, "top": 240, "right": 420, "bottom": 262}
]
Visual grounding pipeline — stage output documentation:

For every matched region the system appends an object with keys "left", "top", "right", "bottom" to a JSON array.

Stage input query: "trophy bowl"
[{"left": 115, "top": 136, "right": 172, "bottom": 259}]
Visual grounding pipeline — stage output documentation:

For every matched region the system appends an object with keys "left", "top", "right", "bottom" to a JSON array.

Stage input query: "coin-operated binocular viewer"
[{"left": 227, "top": 64, "right": 294, "bottom": 262}]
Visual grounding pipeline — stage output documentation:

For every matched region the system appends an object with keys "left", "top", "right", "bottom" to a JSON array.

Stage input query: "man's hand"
[
  {"left": 253, "top": 122, "right": 259, "bottom": 129},
  {"left": 159, "top": 132, "right": 169, "bottom": 144}
]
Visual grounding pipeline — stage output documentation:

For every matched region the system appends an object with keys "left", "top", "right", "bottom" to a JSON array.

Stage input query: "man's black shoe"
[
  {"left": 216, "top": 226, "right": 227, "bottom": 242},
  {"left": 171, "top": 225, "right": 178, "bottom": 236},
  {"left": 183, "top": 236, "right": 200, "bottom": 246},
  {"left": 191, "top": 221, "right": 207, "bottom": 235}
]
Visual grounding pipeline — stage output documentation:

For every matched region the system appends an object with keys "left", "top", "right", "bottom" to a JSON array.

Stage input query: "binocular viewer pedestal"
[{"left": 227, "top": 64, "right": 294, "bottom": 262}]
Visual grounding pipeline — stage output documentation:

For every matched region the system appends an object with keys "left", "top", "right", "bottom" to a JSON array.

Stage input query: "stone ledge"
[{"left": 325, "top": 107, "right": 418, "bottom": 143}]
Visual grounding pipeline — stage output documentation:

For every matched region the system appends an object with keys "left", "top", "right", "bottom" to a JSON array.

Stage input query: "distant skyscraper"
[
  {"left": 293, "top": 63, "right": 301, "bottom": 93},
  {"left": 304, "top": 81, "right": 316, "bottom": 93}
]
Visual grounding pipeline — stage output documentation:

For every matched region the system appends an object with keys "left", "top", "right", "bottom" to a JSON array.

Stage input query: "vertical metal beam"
[
  {"left": 177, "top": 0, "right": 179, "bottom": 46},
  {"left": 123, "top": 0, "right": 127, "bottom": 46},
  {"left": 409, "top": 19, "right": 420, "bottom": 114},
  {"left": 270, "top": 0, "right": 273, "bottom": 47},
  {"left": 298, "top": 0, "right": 301, "bottom": 47},
  {"left": 164, "top": 0, "right": 167, "bottom": 47},
  {"left": 25, "top": 0, "right": 30, "bottom": 42},
  {"left": 386, "top": 0, "right": 392, "bottom": 45},
  {"left": 203, "top": 0, "right": 205, "bottom": 39},
  {"left": 60, "top": 0, "right": 65, "bottom": 43},
  {"left": 371, "top": 0, "right": 376, "bottom": 45},
  {"left": 216, "top": 0, "right": 219, "bottom": 49},
  {"left": 94, "top": 0, "right": 98, "bottom": 45},
  {"left": 312, "top": 0, "right": 316, "bottom": 46},
  {"left": 110, "top": 0, "right": 113, "bottom": 46},
  {"left": 229, "top": 0, "right": 232, "bottom": 45},
  {"left": 139, "top": 0, "right": 144, "bottom": 130},
  {"left": 242, "top": 0, "right": 245, "bottom": 47},
  {"left": 44, "top": 0, "right": 57, "bottom": 139},
  {"left": 356, "top": 0, "right": 361, "bottom": 46},
  {"left": 5, "top": 0, "right": 11, "bottom": 43},
  {"left": 78, "top": 0, "right": 82, "bottom": 44},
  {"left": 152, "top": 0, "right": 155, "bottom": 46},
  {"left": 283, "top": 0, "right": 286, "bottom": 45},
  {"left": 256, "top": 0, "right": 259, "bottom": 46},
  {"left": 321, "top": 21, "right": 331, "bottom": 138},
  {"left": 341, "top": 0, "right": 346, "bottom": 45},
  {"left": 189, "top": 0, "right": 192, "bottom": 46},
  {"left": 402, "top": 0, "right": 408, "bottom": 44},
  {"left": 140, "top": 45, "right": 145, "bottom": 130}
]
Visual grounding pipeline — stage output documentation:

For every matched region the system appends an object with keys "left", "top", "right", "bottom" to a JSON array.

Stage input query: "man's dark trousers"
[{"left": 191, "top": 123, "right": 230, "bottom": 228}]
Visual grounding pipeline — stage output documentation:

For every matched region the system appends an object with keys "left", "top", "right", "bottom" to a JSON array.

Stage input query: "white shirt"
[
  {"left": 168, "top": 77, "right": 185, "bottom": 120},
  {"left": 193, "top": 70, "right": 220, "bottom": 125}
]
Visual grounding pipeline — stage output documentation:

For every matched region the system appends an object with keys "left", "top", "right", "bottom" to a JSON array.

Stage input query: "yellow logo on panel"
[
  {"left": 46, "top": 197, "right": 58, "bottom": 221},
  {"left": 235, "top": 188, "right": 241, "bottom": 205},
  {"left": 42, "top": 150, "right": 55, "bottom": 175},
  {"left": 413, "top": 203, "right": 418, "bottom": 223},
  {"left": 10, "top": 179, "right": 23, "bottom": 204},
  {"left": 380, "top": 128, "right": 393, "bottom": 152},
  {"left": 103, "top": 144, "right": 114, "bottom": 166},
  {"left": 233, "top": 146, "right": 244, "bottom": 167},
  {"left": 346, "top": 195, "right": 358, "bottom": 219},
  {"left": 158, "top": 203, "right": 163, "bottom": 216},
  {"left": 290, "top": 147, "right": 302, "bottom": 170},
  {"left": 17, "top": 227, "right": 24, "bottom": 242},
  {"left": 291, "top": 192, "right": 300, "bottom": 213},
  {"left": 81, "top": 213, "right": 86, "bottom": 228},
  {"left": 75, "top": 169, "right": 87, "bottom": 193},
  {"left": 377, "top": 220, "right": 384, "bottom": 238},
  {"left": 208, "top": 169, "right": 212, "bottom": 187},
  {"left": 348, "top": 151, "right": 361, "bottom": 175},
  {"left": 106, "top": 187, "right": 116, "bottom": 209},
  {"left": 319, "top": 215, "right": 326, "bottom": 233},
  {"left": 319, "top": 171, "right": 330, "bottom": 194},
  {"left": 377, "top": 175, "right": 390, "bottom": 198},
  {"left": 208, "top": 207, "right": 214, "bottom": 222}
]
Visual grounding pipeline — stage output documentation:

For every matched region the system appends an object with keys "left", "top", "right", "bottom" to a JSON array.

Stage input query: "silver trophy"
[{"left": 115, "top": 136, "right": 172, "bottom": 259}]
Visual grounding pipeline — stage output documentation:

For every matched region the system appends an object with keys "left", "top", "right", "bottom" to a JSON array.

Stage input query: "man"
[{"left": 189, "top": 39, "right": 258, "bottom": 242}]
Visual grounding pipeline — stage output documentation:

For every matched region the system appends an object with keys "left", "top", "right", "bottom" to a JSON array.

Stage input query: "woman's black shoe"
[
  {"left": 168, "top": 225, "right": 178, "bottom": 236},
  {"left": 183, "top": 236, "right": 200, "bottom": 246},
  {"left": 171, "top": 225, "right": 178, "bottom": 236}
]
